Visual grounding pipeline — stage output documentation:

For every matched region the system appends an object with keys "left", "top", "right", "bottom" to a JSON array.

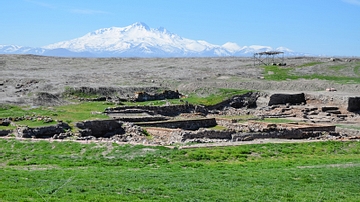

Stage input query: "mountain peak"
[
  {"left": 2, "top": 22, "right": 300, "bottom": 57},
  {"left": 129, "top": 22, "right": 150, "bottom": 30}
]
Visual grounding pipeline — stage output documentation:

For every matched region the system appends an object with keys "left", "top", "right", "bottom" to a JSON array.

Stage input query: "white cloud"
[{"left": 342, "top": 0, "right": 360, "bottom": 6}]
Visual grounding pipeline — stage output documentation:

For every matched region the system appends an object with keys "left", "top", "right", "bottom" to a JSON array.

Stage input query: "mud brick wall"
[
  {"left": 348, "top": 97, "right": 360, "bottom": 112},
  {"left": 268, "top": 93, "right": 306, "bottom": 106},
  {"left": 16, "top": 122, "right": 71, "bottom": 138},
  {"left": 136, "top": 118, "right": 217, "bottom": 130},
  {"left": 0, "top": 129, "right": 12, "bottom": 136},
  {"left": 180, "top": 130, "right": 233, "bottom": 140},
  {"left": 75, "top": 120, "right": 125, "bottom": 137},
  {"left": 105, "top": 104, "right": 200, "bottom": 116}
]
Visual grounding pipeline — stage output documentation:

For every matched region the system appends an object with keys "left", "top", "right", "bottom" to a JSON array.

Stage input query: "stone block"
[
  {"left": 348, "top": 97, "right": 360, "bottom": 112},
  {"left": 268, "top": 93, "right": 306, "bottom": 106}
]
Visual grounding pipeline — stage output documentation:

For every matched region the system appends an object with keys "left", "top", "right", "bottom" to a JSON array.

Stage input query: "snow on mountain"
[
  {"left": 43, "top": 22, "right": 223, "bottom": 56},
  {"left": 1, "top": 22, "right": 301, "bottom": 57},
  {"left": 0, "top": 45, "right": 46, "bottom": 55}
]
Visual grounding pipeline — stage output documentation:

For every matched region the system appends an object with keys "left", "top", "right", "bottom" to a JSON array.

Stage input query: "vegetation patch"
[
  {"left": 263, "top": 65, "right": 360, "bottom": 84},
  {"left": 0, "top": 102, "right": 112, "bottom": 129},
  {"left": 63, "top": 86, "right": 101, "bottom": 99},
  {"left": 354, "top": 62, "right": 360, "bottom": 76},
  {"left": 208, "top": 125, "right": 227, "bottom": 131},
  {"left": 1, "top": 139, "right": 360, "bottom": 201},
  {"left": 336, "top": 124, "right": 360, "bottom": 130},
  {"left": 298, "top": 61, "right": 324, "bottom": 67},
  {"left": 184, "top": 88, "right": 252, "bottom": 106},
  {"left": 259, "top": 118, "right": 299, "bottom": 124}
]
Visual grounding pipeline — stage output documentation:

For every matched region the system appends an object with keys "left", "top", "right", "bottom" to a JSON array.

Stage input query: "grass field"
[
  {"left": 1, "top": 139, "right": 360, "bottom": 201},
  {"left": 263, "top": 62, "right": 360, "bottom": 84}
]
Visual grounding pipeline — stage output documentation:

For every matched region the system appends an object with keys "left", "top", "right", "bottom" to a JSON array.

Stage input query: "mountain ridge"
[{"left": 0, "top": 22, "right": 305, "bottom": 57}]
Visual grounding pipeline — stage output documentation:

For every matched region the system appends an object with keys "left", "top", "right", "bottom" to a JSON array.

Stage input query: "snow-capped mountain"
[
  {"left": 1, "top": 22, "right": 303, "bottom": 57},
  {"left": 0, "top": 45, "right": 45, "bottom": 55}
]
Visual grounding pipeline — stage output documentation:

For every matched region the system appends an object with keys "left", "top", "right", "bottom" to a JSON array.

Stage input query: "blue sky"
[{"left": 1, "top": 0, "right": 359, "bottom": 56}]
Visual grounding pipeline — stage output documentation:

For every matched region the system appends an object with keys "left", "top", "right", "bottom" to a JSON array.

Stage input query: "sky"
[{"left": 1, "top": 0, "right": 359, "bottom": 56}]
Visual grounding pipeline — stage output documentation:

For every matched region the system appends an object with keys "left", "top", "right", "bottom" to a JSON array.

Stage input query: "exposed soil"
[{"left": 1, "top": 55, "right": 359, "bottom": 105}]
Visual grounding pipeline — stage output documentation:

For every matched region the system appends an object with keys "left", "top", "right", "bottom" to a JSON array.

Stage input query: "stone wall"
[
  {"left": 231, "top": 130, "right": 326, "bottom": 141},
  {"left": 64, "top": 86, "right": 160, "bottom": 97},
  {"left": 0, "top": 129, "right": 12, "bottom": 136},
  {"left": 146, "top": 125, "right": 332, "bottom": 144},
  {"left": 207, "top": 92, "right": 259, "bottom": 110},
  {"left": 16, "top": 122, "right": 71, "bottom": 138},
  {"left": 268, "top": 93, "right": 306, "bottom": 106},
  {"left": 136, "top": 118, "right": 217, "bottom": 130},
  {"left": 75, "top": 120, "right": 125, "bottom": 137},
  {"left": 348, "top": 97, "right": 360, "bottom": 112},
  {"left": 180, "top": 129, "right": 233, "bottom": 140},
  {"left": 111, "top": 116, "right": 168, "bottom": 122},
  {"left": 146, "top": 127, "right": 233, "bottom": 143},
  {"left": 134, "top": 90, "right": 182, "bottom": 102},
  {"left": 145, "top": 128, "right": 183, "bottom": 144},
  {"left": 105, "top": 104, "right": 206, "bottom": 117}
]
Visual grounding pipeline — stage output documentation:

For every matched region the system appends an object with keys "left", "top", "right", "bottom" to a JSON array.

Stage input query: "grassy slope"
[{"left": 1, "top": 139, "right": 360, "bottom": 201}]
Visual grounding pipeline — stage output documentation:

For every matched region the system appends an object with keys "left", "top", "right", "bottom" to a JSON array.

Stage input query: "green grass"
[
  {"left": 221, "top": 114, "right": 257, "bottom": 120},
  {"left": 259, "top": 118, "right": 298, "bottom": 124},
  {"left": 15, "top": 120, "right": 58, "bottom": 127},
  {"left": 184, "top": 88, "right": 252, "bottom": 106},
  {"left": 123, "top": 89, "right": 252, "bottom": 107},
  {"left": 298, "top": 61, "right": 324, "bottom": 67},
  {"left": 63, "top": 87, "right": 101, "bottom": 99},
  {"left": 123, "top": 99, "right": 183, "bottom": 106},
  {"left": 0, "top": 125, "right": 16, "bottom": 130},
  {"left": 329, "top": 64, "right": 347, "bottom": 71},
  {"left": 336, "top": 124, "right": 360, "bottom": 130},
  {"left": 354, "top": 63, "right": 360, "bottom": 76},
  {"left": 208, "top": 125, "right": 227, "bottom": 131},
  {"left": 0, "top": 104, "right": 53, "bottom": 118},
  {"left": 0, "top": 102, "right": 112, "bottom": 129},
  {"left": 263, "top": 65, "right": 360, "bottom": 84},
  {"left": 1, "top": 139, "right": 360, "bottom": 201}
]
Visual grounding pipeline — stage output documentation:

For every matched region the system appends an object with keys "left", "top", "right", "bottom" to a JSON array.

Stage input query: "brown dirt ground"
[{"left": 1, "top": 55, "right": 360, "bottom": 106}]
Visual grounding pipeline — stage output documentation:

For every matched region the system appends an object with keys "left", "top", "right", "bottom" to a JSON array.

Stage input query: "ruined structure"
[{"left": 2, "top": 91, "right": 360, "bottom": 145}]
